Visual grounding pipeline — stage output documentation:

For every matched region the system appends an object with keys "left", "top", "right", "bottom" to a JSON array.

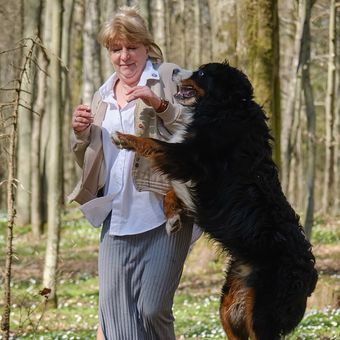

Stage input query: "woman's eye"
[{"left": 111, "top": 48, "right": 121, "bottom": 53}]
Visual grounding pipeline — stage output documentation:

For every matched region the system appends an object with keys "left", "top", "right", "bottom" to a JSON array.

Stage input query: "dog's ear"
[
  {"left": 206, "top": 75, "right": 226, "bottom": 101},
  {"left": 228, "top": 70, "right": 254, "bottom": 102}
]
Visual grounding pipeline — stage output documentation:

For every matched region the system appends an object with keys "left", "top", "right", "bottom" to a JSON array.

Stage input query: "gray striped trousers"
[{"left": 98, "top": 218, "right": 193, "bottom": 340}]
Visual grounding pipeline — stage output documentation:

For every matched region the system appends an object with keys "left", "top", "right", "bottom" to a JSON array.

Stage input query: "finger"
[
  {"left": 74, "top": 108, "right": 93, "bottom": 120},
  {"left": 77, "top": 112, "right": 94, "bottom": 120},
  {"left": 73, "top": 105, "right": 91, "bottom": 117},
  {"left": 125, "top": 86, "right": 142, "bottom": 94},
  {"left": 74, "top": 115, "right": 93, "bottom": 124},
  {"left": 77, "top": 104, "right": 91, "bottom": 111}
]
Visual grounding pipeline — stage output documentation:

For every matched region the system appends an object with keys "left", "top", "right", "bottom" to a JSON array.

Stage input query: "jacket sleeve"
[
  {"left": 70, "top": 92, "right": 101, "bottom": 168},
  {"left": 156, "top": 62, "right": 192, "bottom": 135}
]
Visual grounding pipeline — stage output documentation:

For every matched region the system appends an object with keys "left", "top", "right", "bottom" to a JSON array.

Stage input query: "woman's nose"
[{"left": 121, "top": 48, "right": 129, "bottom": 60}]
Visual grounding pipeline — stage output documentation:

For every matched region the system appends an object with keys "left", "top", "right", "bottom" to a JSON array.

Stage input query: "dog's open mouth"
[{"left": 174, "top": 85, "right": 197, "bottom": 106}]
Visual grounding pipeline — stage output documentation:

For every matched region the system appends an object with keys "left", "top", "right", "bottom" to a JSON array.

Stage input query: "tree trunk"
[
  {"left": 322, "top": 0, "right": 336, "bottom": 213},
  {"left": 333, "top": 69, "right": 340, "bottom": 214},
  {"left": 62, "top": 0, "right": 76, "bottom": 203},
  {"left": 151, "top": 0, "right": 166, "bottom": 59},
  {"left": 43, "top": 0, "right": 63, "bottom": 307},
  {"left": 198, "top": 0, "right": 212, "bottom": 65},
  {"left": 165, "top": 0, "right": 185, "bottom": 66},
  {"left": 16, "top": 0, "right": 41, "bottom": 226},
  {"left": 208, "top": 0, "right": 237, "bottom": 64},
  {"left": 184, "top": 0, "right": 200, "bottom": 69},
  {"left": 31, "top": 47, "right": 48, "bottom": 239},
  {"left": 100, "top": 0, "right": 115, "bottom": 80},
  {"left": 280, "top": 0, "right": 305, "bottom": 195},
  {"left": 301, "top": 0, "right": 316, "bottom": 239},
  {"left": 82, "top": 0, "right": 102, "bottom": 104},
  {"left": 236, "top": 0, "right": 281, "bottom": 165},
  {"left": 287, "top": 90, "right": 302, "bottom": 206}
]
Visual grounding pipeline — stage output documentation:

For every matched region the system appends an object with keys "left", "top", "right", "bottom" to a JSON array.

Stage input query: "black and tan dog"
[{"left": 112, "top": 62, "right": 318, "bottom": 340}]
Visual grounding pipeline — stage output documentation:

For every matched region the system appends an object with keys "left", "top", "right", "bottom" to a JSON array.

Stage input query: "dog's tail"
[{"left": 269, "top": 258, "right": 318, "bottom": 335}]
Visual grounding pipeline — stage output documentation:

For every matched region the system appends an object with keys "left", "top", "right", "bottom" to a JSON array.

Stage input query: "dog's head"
[{"left": 173, "top": 61, "right": 254, "bottom": 106}]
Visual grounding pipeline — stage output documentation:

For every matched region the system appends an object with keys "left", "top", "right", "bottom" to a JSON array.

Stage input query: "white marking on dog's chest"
[
  {"left": 171, "top": 180, "right": 196, "bottom": 213},
  {"left": 169, "top": 108, "right": 194, "bottom": 143}
]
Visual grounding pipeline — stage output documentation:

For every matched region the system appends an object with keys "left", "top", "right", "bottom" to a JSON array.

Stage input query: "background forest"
[{"left": 0, "top": 0, "right": 339, "bottom": 339}]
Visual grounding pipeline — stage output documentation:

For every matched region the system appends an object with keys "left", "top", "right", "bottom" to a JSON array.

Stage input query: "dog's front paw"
[
  {"left": 111, "top": 132, "right": 133, "bottom": 150},
  {"left": 165, "top": 214, "right": 183, "bottom": 235},
  {"left": 111, "top": 132, "right": 123, "bottom": 149}
]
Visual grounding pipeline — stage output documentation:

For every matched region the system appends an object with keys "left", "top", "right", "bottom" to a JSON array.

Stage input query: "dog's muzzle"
[
  {"left": 172, "top": 68, "right": 193, "bottom": 82},
  {"left": 172, "top": 69, "right": 197, "bottom": 105}
]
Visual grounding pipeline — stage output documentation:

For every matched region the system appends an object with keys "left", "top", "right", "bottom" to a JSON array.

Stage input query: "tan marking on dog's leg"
[
  {"left": 164, "top": 190, "right": 181, "bottom": 218},
  {"left": 245, "top": 288, "right": 257, "bottom": 340},
  {"left": 164, "top": 190, "right": 183, "bottom": 234},
  {"left": 220, "top": 276, "right": 249, "bottom": 340}
]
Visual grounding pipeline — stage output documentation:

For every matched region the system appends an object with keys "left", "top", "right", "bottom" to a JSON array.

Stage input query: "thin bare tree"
[
  {"left": 0, "top": 38, "right": 38, "bottom": 340},
  {"left": 322, "top": 0, "right": 337, "bottom": 213},
  {"left": 31, "top": 45, "right": 49, "bottom": 239},
  {"left": 82, "top": 0, "right": 102, "bottom": 104},
  {"left": 42, "top": 0, "right": 63, "bottom": 307},
  {"left": 16, "top": 0, "right": 42, "bottom": 226},
  {"left": 281, "top": 0, "right": 305, "bottom": 195},
  {"left": 31, "top": 0, "right": 49, "bottom": 239},
  {"left": 302, "top": 0, "right": 317, "bottom": 239}
]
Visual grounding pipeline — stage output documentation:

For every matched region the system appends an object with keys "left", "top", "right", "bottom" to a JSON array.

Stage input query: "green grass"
[
  {"left": 1, "top": 213, "right": 339, "bottom": 339},
  {"left": 311, "top": 215, "right": 340, "bottom": 245}
]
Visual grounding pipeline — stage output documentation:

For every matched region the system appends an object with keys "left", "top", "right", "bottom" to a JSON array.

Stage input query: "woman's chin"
[{"left": 119, "top": 69, "right": 143, "bottom": 84}]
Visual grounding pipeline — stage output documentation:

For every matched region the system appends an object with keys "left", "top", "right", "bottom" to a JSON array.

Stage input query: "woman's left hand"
[{"left": 125, "top": 86, "right": 162, "bottom": 110}]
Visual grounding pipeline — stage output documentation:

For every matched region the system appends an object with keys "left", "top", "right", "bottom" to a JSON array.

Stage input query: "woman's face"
[{"left": 109, "top": 41, "right": 149, "bottom": 86}]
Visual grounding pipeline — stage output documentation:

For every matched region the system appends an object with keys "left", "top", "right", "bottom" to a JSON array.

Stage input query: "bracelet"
[{"left": 155, "top": 98, "right": 169, "bottom": 113}]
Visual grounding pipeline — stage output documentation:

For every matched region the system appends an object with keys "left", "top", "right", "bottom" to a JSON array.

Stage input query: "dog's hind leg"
[
  {"left": 164, "top": 190, "right": 184, "bottom": 234},
  {"left": 220, "top": 262, "right": 257, "bottom": 340}
]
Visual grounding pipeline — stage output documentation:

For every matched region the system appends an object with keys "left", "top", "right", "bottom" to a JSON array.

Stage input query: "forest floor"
[{"left": 0, "top": 210, "right": 339, "bottom": 339}]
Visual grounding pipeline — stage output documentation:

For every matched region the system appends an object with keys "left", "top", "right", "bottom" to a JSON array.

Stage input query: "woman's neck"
[{"left": 114, "top": 79, "right": 136, "bottom": 108}]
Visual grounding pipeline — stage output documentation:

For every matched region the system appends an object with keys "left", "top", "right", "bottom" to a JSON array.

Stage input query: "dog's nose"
[
  {"left": 172, "top": 69, "right": 180, "bottom": 77},
  {"left": 172, "top": 68, "right": 181, "bottom": 82}
]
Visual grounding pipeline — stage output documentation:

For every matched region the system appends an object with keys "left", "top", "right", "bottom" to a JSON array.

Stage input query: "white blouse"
[{"left": 80, "top": 61, "right": 166, "bottom": 235}]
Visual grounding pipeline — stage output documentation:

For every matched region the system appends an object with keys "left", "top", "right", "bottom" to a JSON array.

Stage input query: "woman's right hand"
[{"left": 72, "top": 104, "right": 94, "bottom": 133}]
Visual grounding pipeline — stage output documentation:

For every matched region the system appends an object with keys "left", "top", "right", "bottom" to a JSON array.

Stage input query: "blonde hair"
[{"left": 97, "top": 6, "right": 163, "bottom": 63}]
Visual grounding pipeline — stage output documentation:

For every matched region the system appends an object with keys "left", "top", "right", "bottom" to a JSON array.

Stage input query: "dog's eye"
[{"left": 198, "top": 70, "right": 205, "bottom": 77}]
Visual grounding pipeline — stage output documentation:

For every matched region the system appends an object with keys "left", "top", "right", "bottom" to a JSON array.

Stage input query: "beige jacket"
[{"left": 69, "top": 62, "right": 186, "bottom": 205}]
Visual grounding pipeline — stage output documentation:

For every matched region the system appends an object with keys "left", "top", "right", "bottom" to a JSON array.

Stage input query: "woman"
[{"left": 69, "top": 6, "right": 193, "bottom": 340}]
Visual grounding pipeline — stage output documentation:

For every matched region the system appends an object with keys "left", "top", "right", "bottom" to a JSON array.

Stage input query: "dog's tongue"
[{"left": 176, "top": 85, "right": 196, "bottom": 99}]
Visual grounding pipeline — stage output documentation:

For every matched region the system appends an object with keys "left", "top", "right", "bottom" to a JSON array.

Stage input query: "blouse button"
[{"left": 138, "top": 123, "right": 144, "bottom": 129}]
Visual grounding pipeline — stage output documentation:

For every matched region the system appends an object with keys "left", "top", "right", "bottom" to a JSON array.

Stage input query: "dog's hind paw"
[{"left": 165, "top": 214, "right": 183, "bottom": 235}]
